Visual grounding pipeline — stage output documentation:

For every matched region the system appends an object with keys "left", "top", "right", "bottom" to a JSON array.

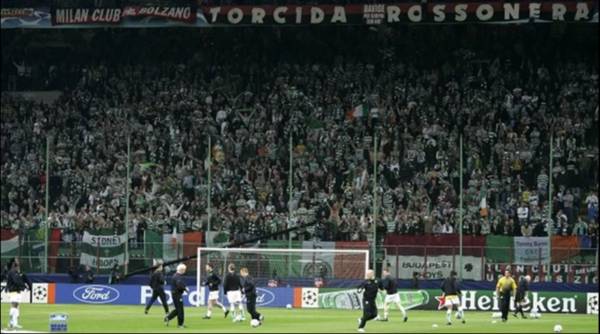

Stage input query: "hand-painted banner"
[
  {"left": 514, "top": 237, "right": 550, "bottom": 264},
  {"left": 80, "top": 230, "right": 127, "bottom": 269},
  {"left": 386, "top": 255, "right": 483, "bottom": 280},
  {"left": 485, "top": 263, "right": 598, "bottom": 284}
]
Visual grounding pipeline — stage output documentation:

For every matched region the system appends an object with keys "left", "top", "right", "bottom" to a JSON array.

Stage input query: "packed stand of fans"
[{"left": 1, "top": 25, "right": 598, "bottom": 250}]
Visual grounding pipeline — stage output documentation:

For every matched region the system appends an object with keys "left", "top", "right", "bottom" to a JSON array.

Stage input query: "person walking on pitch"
[
  {"left": 145, "top": 262, "right": 169, "bottom": 315},
  {"left": 376, "top": 268, "right": 407, "bottom": 322},
  {"left": 164, "top": 264, "right": 188, "bottom": 328},
  {"left": 513, "top": 274, "right": 531, "bottom": 318},
  {"left": 496, "top": 269, "right": 517, "bottom": 322},
  {"left": 241, "top": 267, "right": 264, "bottom": 326},
  {"left": 203, "top": 263, "right": 227, "bottom": 319},
  {"left": 223, "top": 263, "right": 245, "bottom": 322},
  {"left": 357, "top": 269, "right": 379, "bottom": 333},
  {"left": 440, "top": 270, "right": 465, "bottom": 325}
]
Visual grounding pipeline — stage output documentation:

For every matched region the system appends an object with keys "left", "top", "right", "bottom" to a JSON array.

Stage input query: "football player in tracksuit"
[
  {"left": 203, "top": 263, "right": 227, "bottom": 319},
  {"left": 240, "top": 267, "right": 264, "bottom": 325},
  {"left": 513, "top": 274, "right": 531, "bottom": 318},
  {"left": 144, "top": 262, "right": 169, "bottom": 315},
  {"left": 376, "top": 268, "right": 407, "bottom": 322},
  {"left": 440, "top": 270, "right": 465, "bottom": 325},
  {"left": 223, "top": 263, "right": 245, "bottom": 322},
  {"left": 6, "top": 260, "right": 31, "bottom": 330},
  {"left": 357, "top": 269, "right": 379, "bottom": 333}
]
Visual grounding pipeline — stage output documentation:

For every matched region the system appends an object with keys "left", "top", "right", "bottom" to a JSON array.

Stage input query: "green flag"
[
  {"left": 144, "top": 230, "right": 163, "bottom": 266},
  {"left": 485, "top": 235, "right": 513, "bottom": 263}
]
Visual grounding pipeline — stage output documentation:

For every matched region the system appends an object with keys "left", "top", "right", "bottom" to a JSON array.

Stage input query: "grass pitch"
[{"left": 1, "top": 304, "right": 598, "bottom": 333}]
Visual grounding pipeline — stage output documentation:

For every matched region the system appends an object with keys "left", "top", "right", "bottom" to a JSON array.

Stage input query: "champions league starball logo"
[
  {"left": 302, "top": 289, "right": 318, "bottom": 307},
  {"left": 587, "top": 293, "right": 598, "bottom": 314},
  {"left": 33, "top": 285, "right": 48, "bottom": 302}
]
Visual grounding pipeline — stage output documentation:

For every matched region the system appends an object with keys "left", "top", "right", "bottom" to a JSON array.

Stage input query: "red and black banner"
[
  {"left": 122, "top": 5, "right": 196, "bottom": 23},
  {"left": 50, "top": 0, "right": 197, "bottom": 26}
]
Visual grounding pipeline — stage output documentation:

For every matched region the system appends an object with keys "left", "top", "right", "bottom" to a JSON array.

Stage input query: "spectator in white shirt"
[
  {"left": 441, "top": 222, "right": 454, "bottom": 234},
  {"left": 517, "top": 203, "right": 529, "bottom": 224}
]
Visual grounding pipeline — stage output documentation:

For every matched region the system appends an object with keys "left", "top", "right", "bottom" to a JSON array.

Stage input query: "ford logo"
[
  {"left": 73, "top": 285, "right": 120, "bottom": 304},
  {"left": 255, "top": 288, "right": 275, "bottom": 306}
]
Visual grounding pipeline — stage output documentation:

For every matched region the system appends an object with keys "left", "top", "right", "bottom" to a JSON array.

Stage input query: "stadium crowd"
[{"left": 1, "top": 26, "right": 598, "bottom": 249}]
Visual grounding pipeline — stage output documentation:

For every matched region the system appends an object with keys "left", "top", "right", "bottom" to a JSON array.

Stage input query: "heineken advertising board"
[{"left": 317, "top": 288, "right": 596, "bottom": 314}]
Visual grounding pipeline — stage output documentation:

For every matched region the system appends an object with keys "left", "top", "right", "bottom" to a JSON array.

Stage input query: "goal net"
[{"left": 196, "top": 247, "right": 369, "bottom": 306}]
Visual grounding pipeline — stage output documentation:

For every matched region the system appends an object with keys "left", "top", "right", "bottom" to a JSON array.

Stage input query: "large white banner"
[
  {"left": 386, "top": 255, "right": 482, "bottom": 280},
  {"left": 80, "top": 231, "right": 128, "bottom": 269},
  {"left": 301, "top": 241, "right": 335, "bottom": 279},
  {"left": 513, "top": 237, "right": 550, "bottom": 264}
]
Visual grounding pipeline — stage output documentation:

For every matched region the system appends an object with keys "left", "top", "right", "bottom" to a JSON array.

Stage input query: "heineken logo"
[{"left": 461, "top": 291, "right": 579, "bottom": 313}]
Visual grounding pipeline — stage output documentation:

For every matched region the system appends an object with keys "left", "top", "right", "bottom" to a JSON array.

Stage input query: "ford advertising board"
[
  {"left": 72, "top": 285, "right": 120, "bottom": 304},
  {"left": 56, "top": 284, "right": 293, "bottom": 308}
]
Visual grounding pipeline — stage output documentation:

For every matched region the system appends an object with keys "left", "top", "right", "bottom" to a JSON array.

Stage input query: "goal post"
[{"left": 195, "top": 247, "right": 369, "bottom": 307}]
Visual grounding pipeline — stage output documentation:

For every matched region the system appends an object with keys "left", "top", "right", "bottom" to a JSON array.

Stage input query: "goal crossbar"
[{"left": 195, "top": 247, "right": 369, "bottom": 307}]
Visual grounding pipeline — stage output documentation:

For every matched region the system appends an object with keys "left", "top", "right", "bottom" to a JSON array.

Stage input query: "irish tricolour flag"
[
  {"left": 346, "top": 105, "right": 366, "bottom": 120},
  {"left": 1, "top": 230, "right": 19, "bottom": 258}
]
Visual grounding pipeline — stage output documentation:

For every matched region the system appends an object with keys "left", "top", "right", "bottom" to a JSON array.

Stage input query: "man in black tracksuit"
[
  {"left": 513, "top": 274, "right": 531, "bottom": 318},
  {"left": 203, "top": 264, "right": 227, "bottom": 319},
  {"left": 145, "top": 263, "right": 169, "bottom": 315},
  {"left": 357, "top": 269, "right": 379, "bottom": 332},
  {"left": 165, "top": 264, "right": 188, "bottom": 328},
  {"left": 241, "top": 267, "right": 263, "bottom": 325}
]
